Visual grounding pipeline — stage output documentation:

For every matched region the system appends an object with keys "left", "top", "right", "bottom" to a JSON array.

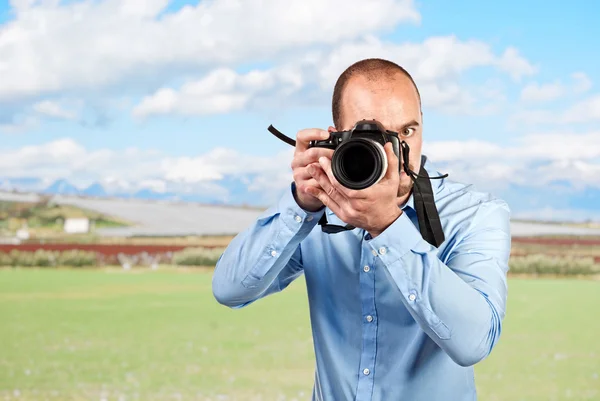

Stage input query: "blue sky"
[{"left": 1, "top": 0, "right": 599, "bottom": 221}]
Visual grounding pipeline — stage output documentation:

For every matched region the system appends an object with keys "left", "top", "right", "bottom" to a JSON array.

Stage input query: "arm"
[
  {"left": 367, "top": 198, "right": 511, "bottom": 367},
  {"left": 212, "top": 183, "right": 324, "bottom": 308}
]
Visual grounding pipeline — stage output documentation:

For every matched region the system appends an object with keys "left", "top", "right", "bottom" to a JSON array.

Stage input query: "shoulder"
[{"left": 427, "top": 163, "right": 511, "bottom": 238}]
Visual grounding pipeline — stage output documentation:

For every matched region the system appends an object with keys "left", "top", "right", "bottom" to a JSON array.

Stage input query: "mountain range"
[
  {"left": 1, "top": 176, "right": 598, "bottom": 222},
  {"left": 0, "top": 176, "right": 271, "bottom": 208}
]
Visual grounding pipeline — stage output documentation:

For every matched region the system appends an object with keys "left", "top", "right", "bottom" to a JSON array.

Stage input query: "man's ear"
[{"left": 328, "top": 126, "right": 336, "bottom": 133}]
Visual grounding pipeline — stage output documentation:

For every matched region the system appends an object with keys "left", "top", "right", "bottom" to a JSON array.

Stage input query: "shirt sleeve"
[
  {"left": 212, "top": 182, "right": 324, "bottom": 308},
  {"left": 366, "top": 198, "right": 511, "bottom": 367}
]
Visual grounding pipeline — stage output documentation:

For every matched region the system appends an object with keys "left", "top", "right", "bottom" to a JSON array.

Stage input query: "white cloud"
[
  {"left": 138, "top": 179, "right": 168, "bottom": 193},
  {"left": 495, "top": 47, "right": 538, "bottom": 81},
  {"left": 513, "top": 93, "right": 600, "bottom": 125},
  {"left": 305, "top": 35, "right": 535, "bottom": 111},
  {"left": 1, "top": 0, "right": 541, "bottom": 126},
  {"left": 135, "top": 34, "right": 536, "bottom": 118},
  {"left": 561, "top": 94, "right": 600, "bottom": 123},
  {"left": 0, "top": 0, "right": 420, "bottom": 101},
  {"left": 514, "top": 132, "right": 600, "bottom": 160},
  {"left": 0, "top": 138, "right": 295, "bottom": 203},
  {"left": 132, "top": 67, "right": 304, "bottom": 118},
  {"left": 424, "top": 130, "right": 600, "bottom": 191},
  {"left": 572, "top": 72, "right": 593, "bottom": 94},
  {"left": 2, "top": 129, "right": 600, "bottom": 207},
  {"left": 0, "top": 139, "right": 164, "bottom": 187},
  {"left": 520, "top": 81, "right": 565, "bottom": 102},
  {"left": 0, "top": 116, "right": 38, "bottom": 134},
  {"left": 32, "top": 100, "right": 76, "bottom": 120},
  {"left": 160, "top": 146, "right": 294, "bottom": 184},
  {"left": 519, "top": 72, "right": 593, "bottom": 103}
]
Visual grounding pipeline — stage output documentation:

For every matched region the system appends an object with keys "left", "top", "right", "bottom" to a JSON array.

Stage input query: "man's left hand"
[{"left": 304, "top": 142, "right": 403, "bottom": 238}]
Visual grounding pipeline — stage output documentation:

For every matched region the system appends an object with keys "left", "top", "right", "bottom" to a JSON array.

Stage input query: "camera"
[
  {"left": 267, "top": 119, "right": 447, "bottom": 246},
  {"left": 308, "top": 119, "right": 401, "bottom": 190}
]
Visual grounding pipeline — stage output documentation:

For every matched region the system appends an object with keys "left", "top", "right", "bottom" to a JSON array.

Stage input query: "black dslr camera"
[
  {"left": 308, "top": 119, "right": 401, "bottom": 190},
  {"left": 266, "top": 119, "right": 448, "bottom": 247}
]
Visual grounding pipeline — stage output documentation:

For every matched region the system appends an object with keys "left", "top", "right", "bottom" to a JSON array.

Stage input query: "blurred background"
[{"left": 1, "top": 0, "right": 599, "bottom": 400}]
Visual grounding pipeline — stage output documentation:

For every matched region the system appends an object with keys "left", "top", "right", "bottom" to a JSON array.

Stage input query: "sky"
[{"left": 0, "top": 0, "right": 599, "bottom": 221}]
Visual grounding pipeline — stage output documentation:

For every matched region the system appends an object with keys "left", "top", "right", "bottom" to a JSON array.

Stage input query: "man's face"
[{"left": 335, "top": 73, "right": 423, "bottom": 201}]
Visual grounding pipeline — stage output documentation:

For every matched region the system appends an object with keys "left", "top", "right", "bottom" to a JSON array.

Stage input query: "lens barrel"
[{"left": 331, "top": 138, "right": 388, "bottom": 190}]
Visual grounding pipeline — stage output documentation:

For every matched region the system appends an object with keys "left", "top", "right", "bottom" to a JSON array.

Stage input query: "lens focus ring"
[{"left": 331, "top": 138, "right": 387, "bottom": 190}]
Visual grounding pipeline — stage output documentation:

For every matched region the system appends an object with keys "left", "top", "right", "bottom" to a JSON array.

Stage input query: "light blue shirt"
[{"left": 212, "top": 157, "right": 512, "bottom": 401}]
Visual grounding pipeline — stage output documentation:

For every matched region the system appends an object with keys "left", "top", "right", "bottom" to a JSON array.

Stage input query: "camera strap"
[
  {"left": 315, "top": 161, "right": 445, "bottom": 247},
  {"left": 267, "top": 124, "right": 447, "bottom": 247},
  {"left": 411, "top": 164, "right": 445, "bottom": 247}
]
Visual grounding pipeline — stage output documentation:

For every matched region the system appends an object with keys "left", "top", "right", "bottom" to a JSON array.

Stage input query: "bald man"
[{"left": 212, "top": 58, "right": 511, "bottom": 401}]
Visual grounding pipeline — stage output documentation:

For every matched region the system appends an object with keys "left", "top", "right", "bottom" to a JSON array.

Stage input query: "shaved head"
[
  {"left": 330, "top": 58, "right": 424, "bottom": 201},
  {"left": 331, "top": 58, "right": 421, "bottom": 130}
]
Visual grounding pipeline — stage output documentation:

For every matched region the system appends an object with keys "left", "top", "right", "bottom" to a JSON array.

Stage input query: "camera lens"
[{"left": 331, "top": 139, "right": 387, "bottom": 190}]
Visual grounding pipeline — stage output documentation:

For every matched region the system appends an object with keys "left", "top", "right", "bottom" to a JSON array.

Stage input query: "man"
[{"left": 212, "top": 58, "right": 511, "bottom": 401}]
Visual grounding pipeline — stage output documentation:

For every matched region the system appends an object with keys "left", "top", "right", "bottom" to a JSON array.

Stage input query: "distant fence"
[
  {"left": 1, "top": 238, "right": 599, "bottom": 275},
  {"left": 0, "top": 243, "right": 188, "bottom": 256},
  {"left": 511, "top": 237, "right": 600, "bottom": 246},
  {"left": 0, "top": 244, "right": 225, "bottom": 268}
]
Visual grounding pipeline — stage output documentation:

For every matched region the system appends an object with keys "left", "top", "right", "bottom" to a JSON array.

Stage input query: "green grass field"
[{"left": 0, "top": 268, "right": 598, "bottom": 401}]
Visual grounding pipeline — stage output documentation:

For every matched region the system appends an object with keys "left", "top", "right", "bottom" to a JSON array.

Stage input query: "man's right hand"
[{"left": 291, "top": 128, "right": 335, "bottom": 212}]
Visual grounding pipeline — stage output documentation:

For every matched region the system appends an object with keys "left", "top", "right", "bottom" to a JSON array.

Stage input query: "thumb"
[{"left": 384, "top": 142, "right": 399, "bottom": 180}]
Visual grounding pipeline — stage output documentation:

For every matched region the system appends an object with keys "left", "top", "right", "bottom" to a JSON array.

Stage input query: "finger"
[
  {"left": 383, "top": 142, "right": 400, "bottom": 181},
  {"left": 305, "top": 185, "right": 342, "bottom": 216},
  {"left": 294, "top": 162, "right": 324, "bottom": 181},
  {"left": 295, "top": 129, "right": 330, "bottom": 152},
  {"left": 294, "top": 166, "right": 324, "bottom": 193},
  {"left": 307, "top": 163, "right": 347, "bottom": 206},
  {"left": 291, "top": 147, "right": 335, "bottom": 169},
  {"left": 318, "top": 156, "right": 367, "bottom": 199},
  {"left": 296, "top": 177, "right": 321, "bottom": 191}
]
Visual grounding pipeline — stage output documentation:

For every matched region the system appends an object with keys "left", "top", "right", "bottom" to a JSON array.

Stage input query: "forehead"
[{"left": 340, "top": 74, "right": 421, "bottom": 131}]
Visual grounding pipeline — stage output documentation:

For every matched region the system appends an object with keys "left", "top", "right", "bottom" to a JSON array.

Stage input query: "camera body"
[{"left": 308, "top": 119, "right": 401, "bottom": 190}]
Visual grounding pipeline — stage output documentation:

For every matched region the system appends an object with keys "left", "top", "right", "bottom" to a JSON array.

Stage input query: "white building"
[{"left": 63, "top": 217, "right": 90, "bottom": 234}]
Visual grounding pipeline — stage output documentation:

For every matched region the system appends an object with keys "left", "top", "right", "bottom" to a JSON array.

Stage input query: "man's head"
[{"left": 330, "top": 58, "right": 423, "bottom": 200}]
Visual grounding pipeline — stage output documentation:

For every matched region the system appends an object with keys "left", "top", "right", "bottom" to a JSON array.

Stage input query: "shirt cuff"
[
  {"left": 276, "top": 182, "right": 325, "bottom": 231},
  {"left": 365, "top": 211, "right": 427, "bottom": 265}
]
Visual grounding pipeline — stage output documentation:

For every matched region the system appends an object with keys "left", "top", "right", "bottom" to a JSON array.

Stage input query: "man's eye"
[{"left": 401, "top": 128, "right": 415, "bottom": 137}]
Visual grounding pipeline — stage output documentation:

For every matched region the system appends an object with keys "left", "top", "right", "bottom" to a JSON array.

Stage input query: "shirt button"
[
  {"left": 378, "top": 247, "right": 386, "bottom": 255},
  {"left": 366, "top": 315, "right": 373, "bottom": 322},
  {"left": 363, "top": 368, "right": 370, "bottom": 375},
  {"left": 271, "top": 250, "right": 277, "bottom": 257},
  {"left": 307, "top": 216, "right": 313, "bottom": 221},
  {"left": 363, "top": 265, "right": 370, "bottom": 272},
  {"left": 408, "top": 293, "right": 416, "bottom": 301},
  {"left": 295, "top": 215, "right": 302, "bottom": 223},
  {"left": 371, "top": 249, "right": 378, "bottom": 256}
]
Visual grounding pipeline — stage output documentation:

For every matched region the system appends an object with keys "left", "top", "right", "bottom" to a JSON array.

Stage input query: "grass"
[{"left": 0, "top": 268, "right": 598, "bottom": 401}]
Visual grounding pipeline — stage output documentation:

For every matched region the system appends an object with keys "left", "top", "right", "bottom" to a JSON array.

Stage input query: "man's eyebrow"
[{"left": 393, "top": 120, "right": 420, "bottom": 131}]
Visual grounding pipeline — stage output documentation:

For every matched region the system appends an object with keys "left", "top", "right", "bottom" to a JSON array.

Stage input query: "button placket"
[{"left": 356, "top": 247, "right": 377, "bottom": 397}]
